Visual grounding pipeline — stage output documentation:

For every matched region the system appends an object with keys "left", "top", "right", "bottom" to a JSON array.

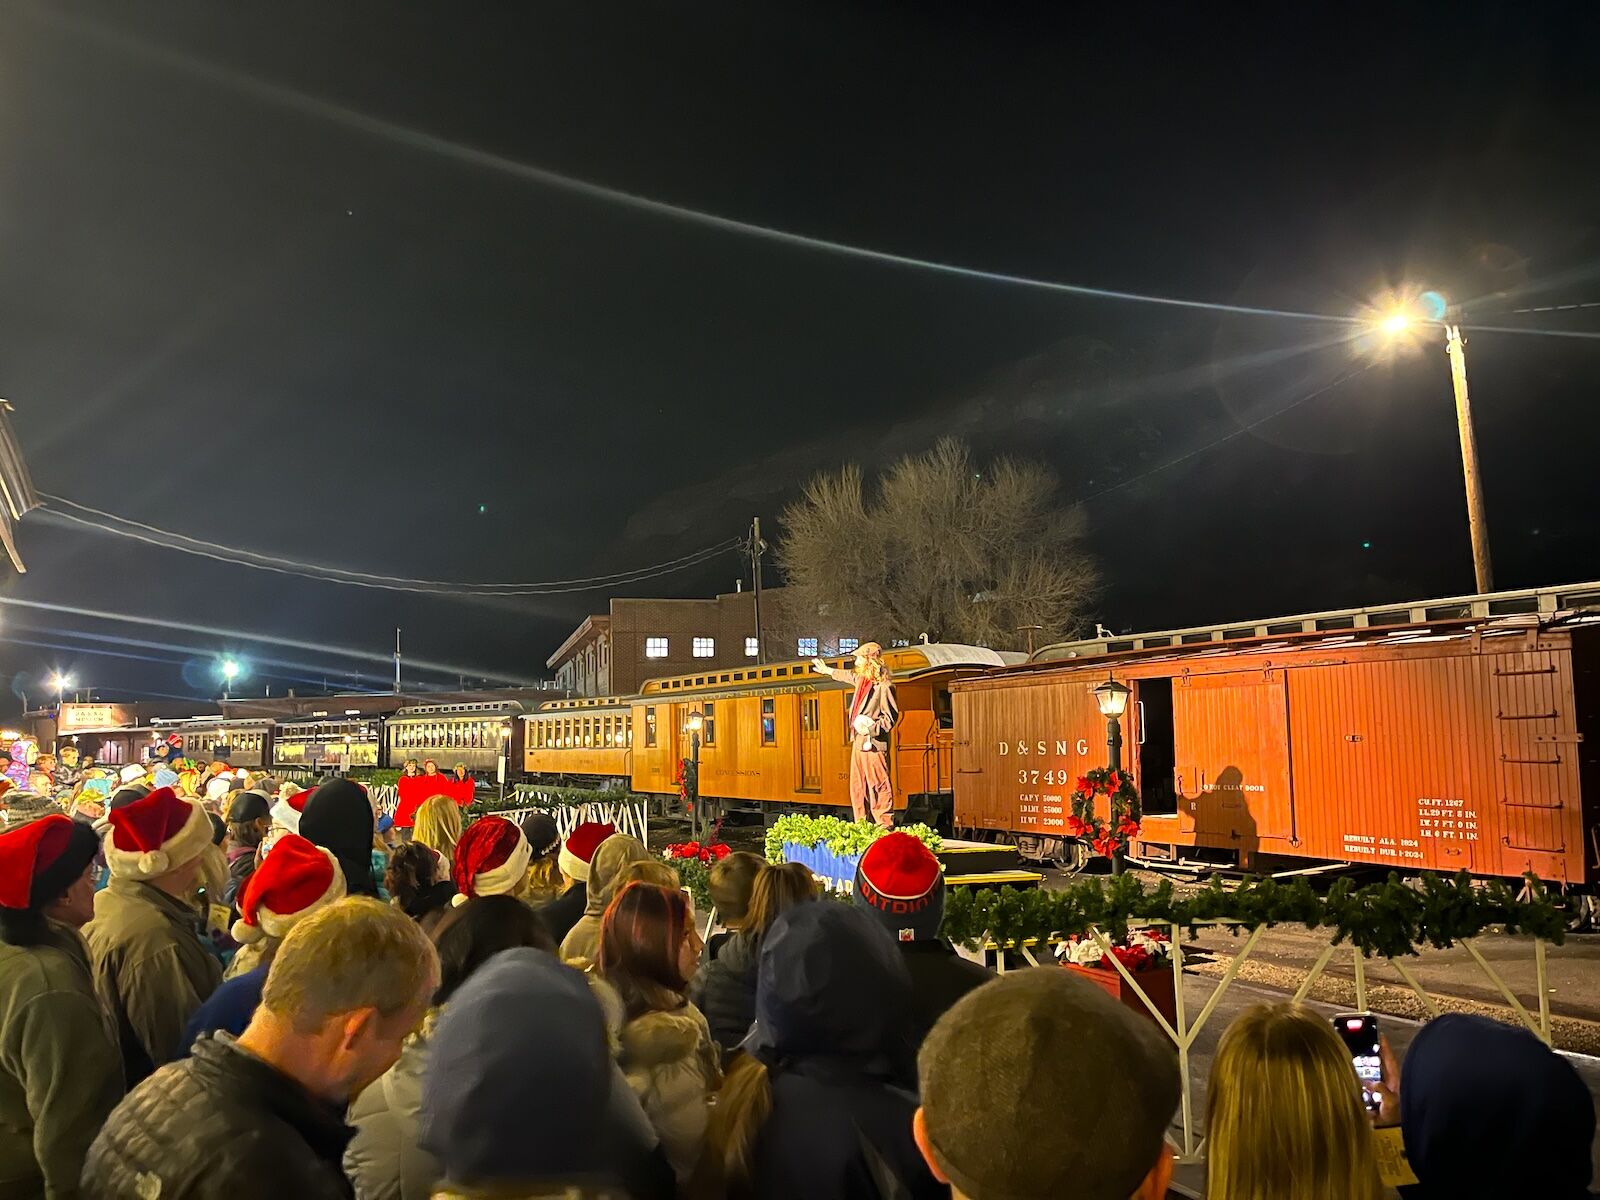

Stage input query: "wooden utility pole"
[
  {"left": 750, "top": 517, "right": 766, "bottom": 664},
  {"left": 1444, "top": 324, "right": 1494, "bottom": 594}
]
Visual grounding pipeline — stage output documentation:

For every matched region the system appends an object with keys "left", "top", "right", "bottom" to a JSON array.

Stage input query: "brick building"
[{"left": 548, "top": 587, "right": 861, "bottom": 697}]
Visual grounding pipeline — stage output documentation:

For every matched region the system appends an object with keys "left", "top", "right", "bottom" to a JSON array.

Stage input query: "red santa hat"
[
  {"left": 0, "top": 814, "right": 101, "bottom": 910},
  {"left": 270, "top": 784, "right": 312, "bottom": 835},
  {"left": 452, "top": 816, "right": 532, "bottom": 905},
  {"left": 559, "top": 821, "right": 615, "bottom": 883},
  {"left": 104, "top": 786, "right": 214, "bottom": 881},
  {"left": 852, "top": 831, "right": 946, "bottom": 943},
  {"left": 230, "top": 833, "right": 346, "bottom": 944}
]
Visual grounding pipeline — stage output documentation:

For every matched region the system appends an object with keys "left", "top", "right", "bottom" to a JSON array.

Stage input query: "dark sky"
[{"left": 2, "top": 0, "right": 1597, "bottom": 710}]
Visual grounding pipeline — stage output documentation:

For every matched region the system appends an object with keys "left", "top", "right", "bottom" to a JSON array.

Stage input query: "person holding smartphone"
[{"left": 1204, "top": 1002, "right": 1384, "bottom": 1200}]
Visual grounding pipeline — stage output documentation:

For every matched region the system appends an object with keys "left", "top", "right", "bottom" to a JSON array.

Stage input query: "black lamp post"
[
  {"left": 685, "top": 711, "right": 703, "bottom": 839},
  {"left": 1093, "top": 677, "right": 1132, "bottom": 875}
]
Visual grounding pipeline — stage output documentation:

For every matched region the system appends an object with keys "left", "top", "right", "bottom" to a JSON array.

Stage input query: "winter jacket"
[
  {"left": 222, "top": 845, "right": 257, "bottom": 909},
  {"left": 536, "top": 881, "right": 585, "bottom": 946},
  {"left": 615, "top": 1004, "right": 722, "bottom": 1184},
  {"left": 0, "top": 924, "right": 123, "bottom": 1200},
  {"left": 898, "top": 940, "right": 994, "bottom": 1050},
  {"left": 181, "top": 965, "right": 267, "bottom": 1053},
  {"left": 753, "top": 1060, "right": 944, "bottom": 1200},
  {"left": 686, "top": 928, "right": 758, "bottom": 1055},
  {"left": 346, "top": 1011, "right": 675, "bottom": 1200},
  {"left": 745, "top": 903, "right": 940, "bottom": 1200},
  {"left": 83, "top": 879, "right": 223, "bottom": 1088},
  {"left": 81, "top": 1034, "right": 352, "bottom": 1200},
  {"left": 560, "top": 836, "right": 651, "bottom": 965}
]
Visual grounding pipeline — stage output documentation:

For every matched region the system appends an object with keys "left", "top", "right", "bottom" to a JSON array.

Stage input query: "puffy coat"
[
  {"left": 746, "top": 904, "right": 943, "bottom": 1200},
  {"left": 222, "top": 845, "right": 256, "bottom": 910},
  {"left": 0, "top": 924, "right": 123, "bottom": 1200},
  {"left": 686, "top": 928, "right": 758, "bottom": 1055},
  {"left": 83, "top": 879, "right": 223, "bottom": 1087},
  {"left": 898, "top": 940, "right": 994, "bottom": 1051},
  {"left": 81, "top": 1034, "right": 353, "bottom": 1200},
  {"left": 615, "top": 1004, "right": 722, "bottom": 1183}
]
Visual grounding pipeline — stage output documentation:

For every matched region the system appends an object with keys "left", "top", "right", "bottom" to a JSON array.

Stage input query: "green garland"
[
  {"left": 939, "top": 871, "right": 1567, "bottom": 959},
  {"left": 763, "top": 814, "right": 942, "bottom": 864}
]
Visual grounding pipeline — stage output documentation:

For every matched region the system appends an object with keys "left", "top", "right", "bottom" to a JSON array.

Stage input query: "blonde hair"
[
  {"left": 691, "top": 1054, "right": 771, "bottom": 1199},
  {"left": 523, "top": 855, "right": 566, "bottom": 904},
  {"left": 261, "top": 896, "right": 438, "bottom": 1035},
  {"left": 708, "top": 852, "right": 765, "bottom": 926},
  {"left": 853, "top": 641, "right": 889, "bottom": 682},
  {"left": 744, "top": 861, "right": 818, "bottom": 939},
  {"left": 611, "top": 858, "right": 682, "bottom": 894},
  {"left": 411, "top": 795, "right": 462, "bottom": 861},
  {"left": 1205, "top": 1004, "right": 1384, "bottom": 1200}
]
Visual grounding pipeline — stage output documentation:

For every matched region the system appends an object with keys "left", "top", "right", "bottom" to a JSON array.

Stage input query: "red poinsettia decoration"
[
  {"left": 1068, "top": 767, "right": 1143, "bottom": 859},
  {"left": 664, "top": 841, "right": 731, "bottom": 865}
]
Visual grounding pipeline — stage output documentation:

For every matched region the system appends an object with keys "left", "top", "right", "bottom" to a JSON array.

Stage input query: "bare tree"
[{"left": 777, "top": 439, "right": 1099, "bottom": 651}]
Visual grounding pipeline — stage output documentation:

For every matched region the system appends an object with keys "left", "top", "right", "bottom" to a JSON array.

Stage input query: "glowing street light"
[
  {"left": 1092, "top": 676, "right": 1132, "bottom": 877},
  {"left": 48, "top": 672, "right": 72, "bottom": 709},
  {"left": 221, "top": 659, "right": 240, "bottom": 701},
  {"left": 685, "top": 710, "right": 705, "bottom": 838},
  {"left": 1364, "top": 289, "right": 1493, "bottom": 593}
]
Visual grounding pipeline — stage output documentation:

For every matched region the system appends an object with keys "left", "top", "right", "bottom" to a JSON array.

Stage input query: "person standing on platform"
[{"left": 812, "top": 642, "right": 899, "bottom": 828}]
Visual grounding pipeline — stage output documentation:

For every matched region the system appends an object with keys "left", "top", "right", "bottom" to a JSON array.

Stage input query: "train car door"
[
  {"left": 1173, "top": 670, "right": 1292, "bottom": 850},
  {"left": 1490, "top": 649, "right": 1580, "bottom": 882},
  {"left": 798, "top": 697, "right": 822, "bottom": 792}
]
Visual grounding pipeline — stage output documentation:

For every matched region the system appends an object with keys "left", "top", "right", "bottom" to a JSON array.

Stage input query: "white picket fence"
[{"left": 369, "top": 783, "right": 647, "bottom": 843}]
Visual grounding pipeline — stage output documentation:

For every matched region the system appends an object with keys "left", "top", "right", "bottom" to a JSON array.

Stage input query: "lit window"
[
  {"left": 798, "top": 637, "right": 818, "bottom": 657},
  {"left": 703, "top": 702, "right": 716, "bottom": 746},
  {"left": 645, "top": 637, "right": 669, "bottom": 659},
  {"left": 693, "top": 637, "right": 715, "bottom": 658},
  {"left": 745, "top": 637, "right": 759, "bottom": 657},
  {"left": 839, "top": 637, "right": 859, "bottom": 653},
  {"left": 761, "top": 697, "right": 776, "bottom": 745}
]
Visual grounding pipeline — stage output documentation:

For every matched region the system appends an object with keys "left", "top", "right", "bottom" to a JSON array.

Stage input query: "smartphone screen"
[{"left": 1333, "top": 1013, "right": 1382, "bottom": 1112}]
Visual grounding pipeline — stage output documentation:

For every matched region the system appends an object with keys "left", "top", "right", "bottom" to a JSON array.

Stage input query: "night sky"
[{"left": 2, "top": 1, "right": 1597, "bottom": 711}]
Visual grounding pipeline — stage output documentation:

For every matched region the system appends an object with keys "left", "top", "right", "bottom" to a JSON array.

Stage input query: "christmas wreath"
[{"left": 1066, "top": 767, "right": 1142, "bottom": 858}]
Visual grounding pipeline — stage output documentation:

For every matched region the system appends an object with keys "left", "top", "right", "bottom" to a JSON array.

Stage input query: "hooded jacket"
[
  {"left": 82, "top": 1034, "right": 352, "bottom": 1200},
  {"left": 1399, "top": 1013, "right": 1596, "bottom": 1200},
  {"left": 83, "top": 878, "right": 223, "bottom": 1087},
  {"left": 0, "top": 923, "right": 123, "bottom": 1200},
  {"left": 746, "top": 903, "right": 943, "bottom": 1200},
  {"left": 559, "top": 836, "right": 651, "bottom": 965},
  {"left": 346, "top": 1003, "right": 674, "bottom": 1200},
  {"left": 298, "top": 780, "right": 378, "bottom": 898}
]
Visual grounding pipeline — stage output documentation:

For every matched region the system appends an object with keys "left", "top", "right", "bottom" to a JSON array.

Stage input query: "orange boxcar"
[{"left": 952, "top": 616, "right": 1600, "bottom": 886}]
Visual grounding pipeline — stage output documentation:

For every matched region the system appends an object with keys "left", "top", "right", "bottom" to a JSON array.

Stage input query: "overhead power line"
[
  {"left": 36, "top": 494, "right": 741, "bottom": 595},
  {"left": 38, "top": 6, "right": 1600, "bottom": 342}
]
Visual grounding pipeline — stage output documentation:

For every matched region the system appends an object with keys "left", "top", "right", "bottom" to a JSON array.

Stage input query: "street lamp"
[
  {"left": 221, "top": 660, "right": 239, "bottom": 701},
  {"left": 48, "top": 673, "right": 72, "bottom": 710},
  {"left": 685, "top": 711, "right": 704, "bottom": 838},
  {"left": 1093, "top": 676, "right": 1132, "bottom": 876},
  {"left": 1370, "top": 292, "right": 1493, "bottom": 594}
]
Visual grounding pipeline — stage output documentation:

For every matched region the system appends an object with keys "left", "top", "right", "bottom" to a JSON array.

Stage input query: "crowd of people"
[{"left": 0, "top": 760, "right": 1595, "bottom": 1199}]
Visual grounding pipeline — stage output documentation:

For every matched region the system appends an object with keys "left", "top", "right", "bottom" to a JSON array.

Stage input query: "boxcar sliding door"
[{"left": 1173, "top": 670, "right": 1293, "bottom": 852}]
